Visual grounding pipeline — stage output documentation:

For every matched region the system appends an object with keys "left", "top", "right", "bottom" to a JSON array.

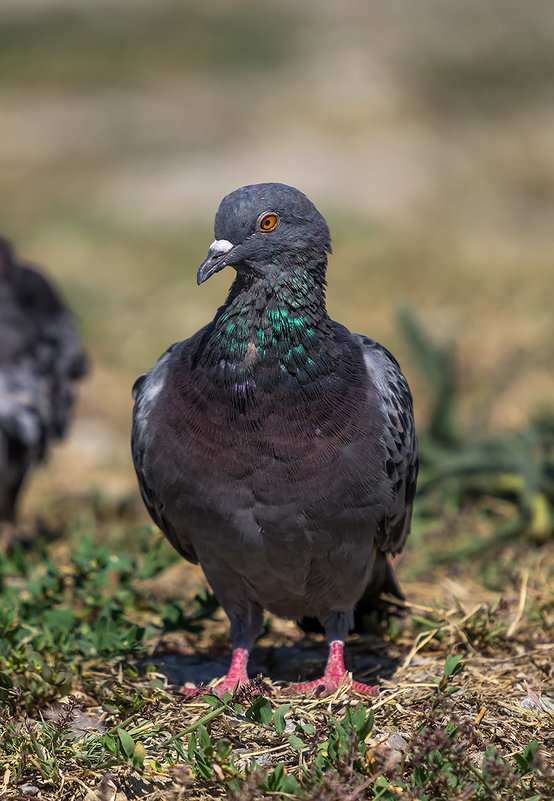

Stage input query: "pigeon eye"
[{"left": 258, "top": 213, "right": 278, "bottom": 232}]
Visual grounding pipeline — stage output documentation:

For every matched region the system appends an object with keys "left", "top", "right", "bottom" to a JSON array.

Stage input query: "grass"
[
  {"left": 411, "top": 35, "right": 554, "bottom": 116},
  {"left": 0, "top": 4, "right": 302, "bottom": 90}
]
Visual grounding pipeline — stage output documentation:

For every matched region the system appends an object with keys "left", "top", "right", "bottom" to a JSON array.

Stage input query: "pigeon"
[
  {"left": 0, "top": 239, "right": 88, "bottom": 529},
  {"left": 132, "top": 183, "right": 418, "bottom": 695}
]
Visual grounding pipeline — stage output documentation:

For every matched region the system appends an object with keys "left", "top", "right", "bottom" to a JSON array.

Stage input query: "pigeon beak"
[{"left": 197, "top": 239, "right": 235, "bottom": 285}]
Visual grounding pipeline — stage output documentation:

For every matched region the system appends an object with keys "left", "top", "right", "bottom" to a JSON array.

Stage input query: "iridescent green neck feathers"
[{"left": 201, "top": 264, "right": 338, "bottom": 391}]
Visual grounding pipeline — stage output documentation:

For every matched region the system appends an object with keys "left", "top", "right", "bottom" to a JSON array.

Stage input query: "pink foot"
[
  {"left": 285, "top": 640, "right": 378, "bottom": 697},
  {"left": 179, "top": 647, "right": 250, "bottom": 698}
]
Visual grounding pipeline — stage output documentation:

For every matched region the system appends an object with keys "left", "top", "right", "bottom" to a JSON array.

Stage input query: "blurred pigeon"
[
  {"left": 132, "top": 184, "right": 418, "bottom": 695},
  {"left": 0, "top": 239, "right": 87, "bottom": 529}
]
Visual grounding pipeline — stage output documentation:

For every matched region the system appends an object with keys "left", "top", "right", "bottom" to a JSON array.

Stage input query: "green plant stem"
[
  {"left": 103, "top": 704, "right": 148, "bottom": 737},
  {"left": 467, "top": 761, "right": 501, "bottom": 800},
  {"left": 160, "top": 702, "right": 230, "bottom": 748}
]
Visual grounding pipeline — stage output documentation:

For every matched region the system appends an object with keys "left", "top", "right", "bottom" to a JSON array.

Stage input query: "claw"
[
  {"left": 178, "top": 647, "right": 251, "bottom": 698},
  {"left": 284, "top": 640, "right": 378, "bottom": 697}
]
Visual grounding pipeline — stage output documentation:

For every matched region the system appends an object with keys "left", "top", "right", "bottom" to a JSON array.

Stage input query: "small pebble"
[{"left": 388, "top": 732, "right": 409, "bottom": 750}]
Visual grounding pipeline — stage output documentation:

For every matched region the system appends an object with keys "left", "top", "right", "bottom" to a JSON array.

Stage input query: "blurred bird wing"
[{"left": 0, "top": 263, "right": 87, "bottom": 449}]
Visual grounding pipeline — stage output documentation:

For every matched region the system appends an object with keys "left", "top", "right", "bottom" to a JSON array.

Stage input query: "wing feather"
[{"left": 355, "top": 334, "right": 419, "bottom": 555}]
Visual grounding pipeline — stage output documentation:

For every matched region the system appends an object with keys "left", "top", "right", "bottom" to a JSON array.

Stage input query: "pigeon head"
[{"left": 197, "top": 183, "right": 332, "bottom": 285}]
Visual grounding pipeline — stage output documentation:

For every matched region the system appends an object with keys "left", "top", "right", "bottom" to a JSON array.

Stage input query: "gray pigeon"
[
  {"left": 0, "top": 239, "right": 87, "bottom": 528},
  {"left": 132, "top": 184, "right": 418, "bottom": 695}
]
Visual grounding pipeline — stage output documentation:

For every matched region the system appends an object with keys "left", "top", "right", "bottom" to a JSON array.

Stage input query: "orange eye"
[{"left": 258, "top": 213, "right": 278, "bottom": 231}]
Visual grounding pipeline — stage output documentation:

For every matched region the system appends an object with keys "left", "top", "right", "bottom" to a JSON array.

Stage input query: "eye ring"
[{"left": 257, "top": 212, "right": 279, "bottom": 232}]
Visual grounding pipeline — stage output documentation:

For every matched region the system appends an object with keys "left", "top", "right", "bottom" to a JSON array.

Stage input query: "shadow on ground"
[{"left": 146, "top": 635, "right": 399, "bottom": 689}]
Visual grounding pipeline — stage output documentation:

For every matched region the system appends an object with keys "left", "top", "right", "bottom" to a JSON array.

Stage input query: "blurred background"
[{"left": 1, "top": 0, "right": 553, "bottom": 580}]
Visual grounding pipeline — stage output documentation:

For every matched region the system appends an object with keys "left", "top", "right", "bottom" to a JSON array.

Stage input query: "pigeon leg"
[
  {"left": 211, "top": 647, "right": 250, "bottom": 696},
  {"left": 286, "top": 640, "right": 378, "bottom": 696},
  {"left": 178, "top": 647, "right": 250, "bottom": 697},
  {"left": 179, "top": 600, "right": 263, "bottom": 697}
]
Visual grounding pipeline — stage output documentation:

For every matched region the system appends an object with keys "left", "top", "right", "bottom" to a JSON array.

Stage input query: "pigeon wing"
[
  {"left": 131, "top": 340, "right": 203, "bottom": 564},
  {"left": 355, "top": 334, "right": 419, "bottom": 556}
]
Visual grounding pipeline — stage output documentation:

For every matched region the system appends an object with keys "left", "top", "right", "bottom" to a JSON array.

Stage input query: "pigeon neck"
[
  {"left": 203, "top": 261, "right": 338, "bottom": 379},
  {"left": 221, "top": 263, "right": 327, "bottom": 330}
]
